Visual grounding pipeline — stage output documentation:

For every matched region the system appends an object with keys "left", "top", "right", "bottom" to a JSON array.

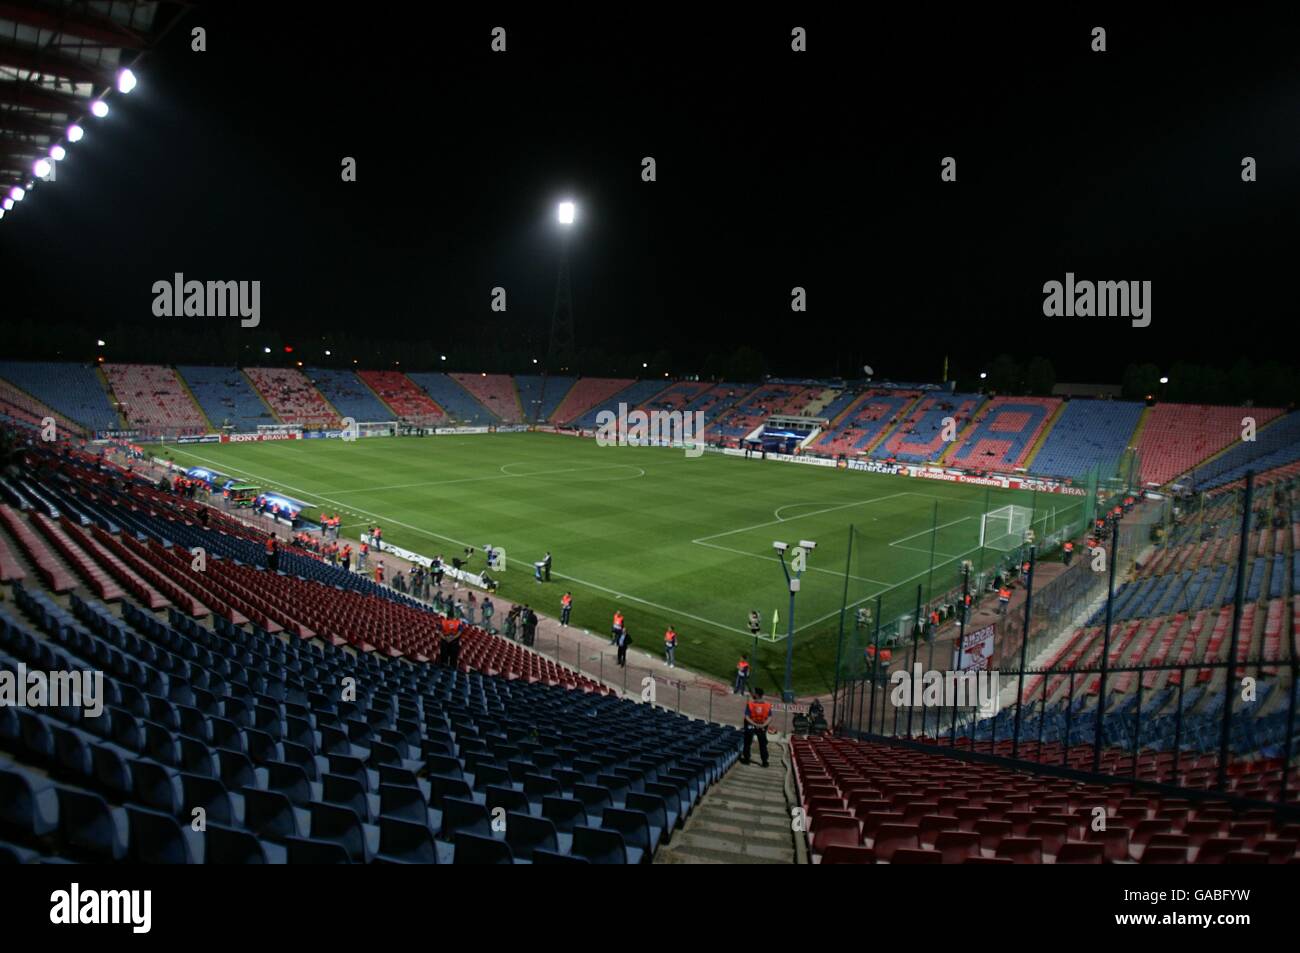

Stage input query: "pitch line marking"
[
  {"left": 165, "top": 447, "right": 750, "bottom": 637},
  {"left": 692, "top": 492, "right": 909, "bottom": 544},
  {"left": 693, "top": 539, "right": 892, "bottom": 586},
  {"left": 317, "top": 462, "right": 645, "bottom": 495},
  {"left": 793, "top": 541, "right": 985, "bottom": 634},
  {"left": 888, "top": 514, "right": 976, "bottom": 546}
]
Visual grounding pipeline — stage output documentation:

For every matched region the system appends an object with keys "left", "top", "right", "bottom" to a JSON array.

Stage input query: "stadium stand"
[
  {"left": 513, "top": 375, "right": 577, "bottom": 424},
  {"left": 0, "top": 441, "right": 740, "bottom": 863},
  {"left": 813, "top": 389, "right": 921, "bottom": 457},
  {"left": 244, "top": 368, "right": 341, "bottom": 429},
  {"left": 946, "top": 396, "right": 1062, "bottom": 470},
  {"left": 680, "top": 382, "right": 758, "bottom": 434},
  {"left": 0, "top": 378, "right": 86, "bottom": 437},
  {"left": 551, "top": 378, "right": 635, "bottom": 426},
  {"left": 568, "top": 380, "right": 675, "bottom": 430},
  {"left": 306, "top": 369, "right": 394, "bottom": 424},
  {"left": 1135, "top": 403, "right": 1285, "bottom": 487},
  {"left": 450, "top": 374, "right": 523, "bottom": 424},
  {"left": 403, "top": 373, "right": 498, "bottom": 425},
  {"left": 102, "top": 364, "right": 208, "bottom": 436},
  {"left": 178, "top": 366, "right": 277, "bottom": 432},
  {"left": 1028, "top": 399, "right": 1144, "bottom": 479},
  {"left": 356, "top": 370, "right": 445, "bottom": 425},
  {"left": 1188, "top": 411, "right": 1300, "bottom": 492},
  {"left": 712, "top": 384, "right": 822, "bottom": 443},
  {"left": 637, "top": 380, "right": 711, "bottom": 413},
  {"left": 793, "top": 736, "right": 1298, "bottom": 863},
  {"left": 0, "top": 362, "right": 119, "bottom": 433},
  {"left": 872, "top": 392, "right": 984, "bottom": 463}
]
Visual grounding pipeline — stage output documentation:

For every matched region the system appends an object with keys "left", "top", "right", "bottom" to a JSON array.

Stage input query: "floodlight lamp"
[
  {"left": 558, "top": 201, "right": 575, "bottom": 225},
  {"left": 91, "top": 100, "right": 109, "bottom": 118},
  {"left": 117, "top": 69, "right": 137, "bottom": 94},
  {"left": 67, "top": 124, "right": 84, "bottom": 142},
  {"left": 33, "top": 159, "right": 51, "bottom": 178},
  {"left": 50, "top": 145, "right": 66, "bottom": 161}
]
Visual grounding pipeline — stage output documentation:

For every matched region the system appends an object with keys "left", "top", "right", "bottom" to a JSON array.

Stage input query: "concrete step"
[{"left": 653, "top": 740, "right": 796, "bottom": 864}]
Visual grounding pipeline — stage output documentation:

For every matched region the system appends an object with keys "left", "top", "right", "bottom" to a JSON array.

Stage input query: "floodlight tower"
[
  {"left": 548, "top": 201, "right": 577, "bottom": 364},
  {"left": 773, "top": 539, "right": 817, "bottom": 702}
]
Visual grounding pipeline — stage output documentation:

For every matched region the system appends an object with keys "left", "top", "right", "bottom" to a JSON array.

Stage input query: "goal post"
[{"left": 980, "top": 504, "right": 1033, "bottom": 552}]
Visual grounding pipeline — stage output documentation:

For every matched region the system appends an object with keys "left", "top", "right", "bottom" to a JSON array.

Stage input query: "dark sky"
[{"left": 3, "top": 7, "right": 1298, "bottom": 383}]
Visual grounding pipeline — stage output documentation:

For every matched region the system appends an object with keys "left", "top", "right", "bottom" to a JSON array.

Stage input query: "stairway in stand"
[{"left": 654, "top": 739, "right": 797, "bottom": 864}]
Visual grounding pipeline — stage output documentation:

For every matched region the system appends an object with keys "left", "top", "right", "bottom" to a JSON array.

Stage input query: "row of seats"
[
  {"left": 794, "top": 736, "right": 1297, "bottom": 863},
  {"left": 403, "top": 373, "right": 497, "bottom": 425},
  {"left": 948, "top": 397, "right": 1062, "bottom": 470},
  {"left": 356, "top": 370, "right": 445, "bottom": 425},
  {"left": 0, "top": 582, "right": 737, "bottom": 863},
  {"left": 306, "top": 368, "right": 394, "bottom": 423},
  {"left": 873, "top": 392, "right": 984, "bottom": 462},
  {"left": 513, "top": 375, "right": 577, "bottom": 424},
  {"left": 1029, "top": 399, "right": 1144, "bottom": 479},
  {"left": 0, "top": 362, "right": 119, "bottom": 433},
  {"left": 177, "top": 365, "right": 277, "bottom": 431},
  {"left": 1136, "top": 404, "right": 1285, "bottom": 487},
  {"left": 449, "top": 374, "right": 519, "bottom": 423},
  {"left": 102, "top": 364, "right": 208, "bottom": 435},
  {"left": 243, "top": 368, "right": 340, "bottom": 429},
  {"left": 813, "top": 390, "right": 920, "bottom": 456}
]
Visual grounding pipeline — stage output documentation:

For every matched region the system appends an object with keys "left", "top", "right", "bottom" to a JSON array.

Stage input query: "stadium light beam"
[{"left": 557, "top": 200, "right": 575, "bottom": 225}]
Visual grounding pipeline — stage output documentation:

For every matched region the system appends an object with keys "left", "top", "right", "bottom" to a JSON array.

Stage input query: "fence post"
[
  {"left": 1218, "top": 471, "right": 1253, "bottom": 791},
  {"left": 1064, "top": 673, "right": 1075, "bottom": 768},
  {"left": 1092, "top": 520, "right": 1120, "bottom": 773},
  {"left": 907, "top": 584, "right": 921, "bottom": 738},
  {"left": 1132, "top": 673, "right": 1143, "bottom": 778},
  {"left": 831, "top": 526, "right": 854, "bottom": 729},
  {"left": 1012, "top": 546, "right": 1036, "bottom": 760},
  {"left": 1280, "top": 654, "right": 1298, "bottom": 807},
  {"left": 868, "top": 595, "right": 882, "bottom": 735}
]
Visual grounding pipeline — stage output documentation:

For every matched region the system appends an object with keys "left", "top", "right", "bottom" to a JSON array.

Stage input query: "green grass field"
[{"left": 162, "top": 433, "right": 1079, "bottom": 693}]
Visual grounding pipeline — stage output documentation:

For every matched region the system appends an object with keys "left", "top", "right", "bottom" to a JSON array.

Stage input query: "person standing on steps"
[
  {"left": 741, "top": 686, "right": 772, "bottom": 768},
  {"left": 663, "top": 625, "right": 677, "bottom": 668},
  {"left": 616, "top": 626, "right": 632, "bottom": 667}
]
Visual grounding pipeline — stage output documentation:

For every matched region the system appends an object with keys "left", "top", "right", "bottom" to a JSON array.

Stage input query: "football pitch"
[{"left": 163, "top": 433, "right": 1071, "bottom": 693}]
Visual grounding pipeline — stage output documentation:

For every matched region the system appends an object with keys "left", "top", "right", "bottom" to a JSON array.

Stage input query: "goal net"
[{"left": 980, "top": 504, "right": 1033, "bottom": 552}]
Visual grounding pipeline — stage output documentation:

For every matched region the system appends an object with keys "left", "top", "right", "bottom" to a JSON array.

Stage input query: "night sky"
[{"left": 3, "top": 7, "right": 1297, "bottom": 384}]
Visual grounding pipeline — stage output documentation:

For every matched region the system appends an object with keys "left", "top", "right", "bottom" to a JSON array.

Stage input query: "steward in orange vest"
[
  {"left": 733, "top": 655, "right": 750, "bottom": 694},
  {"left": 663, "top": 626, "right": 677, "bottom": 668},
  {"left": 741, "top": 686, "right": 772, "bottom": 768}
]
